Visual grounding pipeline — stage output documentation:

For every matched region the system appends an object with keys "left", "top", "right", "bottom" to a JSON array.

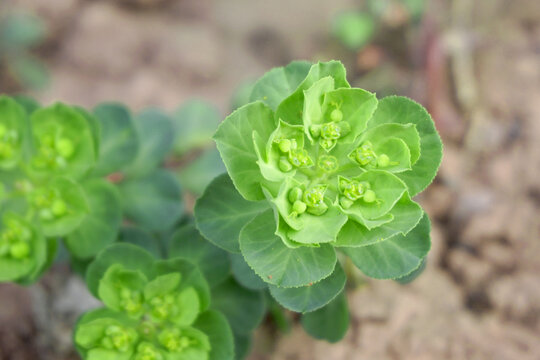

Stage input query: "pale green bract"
[{"left": 205, "top": 60, "right": 442, "bottom": 291}]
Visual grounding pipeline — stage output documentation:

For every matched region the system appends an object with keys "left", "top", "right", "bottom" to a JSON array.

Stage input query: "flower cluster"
[
  {"left": 198, "top": 61, "right": 442, "bottom": 304},
  {"left": 75, "top": 244, "right": 229, "bottom": 360}
]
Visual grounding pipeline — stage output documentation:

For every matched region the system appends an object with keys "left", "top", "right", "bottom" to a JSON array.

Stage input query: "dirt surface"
[{"left": 1, "top": 0, "right": 539, "bottom": 359}]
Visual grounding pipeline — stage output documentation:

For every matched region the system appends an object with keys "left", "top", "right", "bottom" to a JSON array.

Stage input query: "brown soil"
[{"left": 1, "top": 0, "right": 539, "bottom": 359}]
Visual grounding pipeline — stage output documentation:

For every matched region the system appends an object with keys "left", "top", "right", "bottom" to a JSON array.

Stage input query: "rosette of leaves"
[
  {"left": 194, "top": 61, "right": 442, "bottom": 341},
  {"left": 76, "top": 243, "right": 234, "bottom": 360}
]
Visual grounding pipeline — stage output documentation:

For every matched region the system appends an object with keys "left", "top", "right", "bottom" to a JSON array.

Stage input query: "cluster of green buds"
[
  {"left": 210, "top": 60, "right": 442, "bottom": 291},
  {"left": 75, "top": 253, "right": 215, "bottom": 360}
]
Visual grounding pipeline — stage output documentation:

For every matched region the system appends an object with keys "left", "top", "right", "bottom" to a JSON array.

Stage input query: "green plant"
[
  {"left": 0, "top": 59, "right": 441, "bottom": 357},
  {"left": 195, "top": 60, "right": 442, "bottom": 341}
]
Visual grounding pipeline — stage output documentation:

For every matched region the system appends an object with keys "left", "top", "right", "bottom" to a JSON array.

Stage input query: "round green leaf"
[
  {"left": 172, "top": 100, "right": 221, "bottom": 155},
  {"left": 239, "top": 210, "right": 337, "bottom": 287},
  {"left": 230, "top": 253, "right": 267, "bottom": 291},
  {"left": 368, "top": 96, "right": 443, "bottom": 196},
  {"left": 65, "top": 179, "right": 122, "bottom": 259},
  {"left": 211, "top": 278, "right": 266, "bottom": 336},
  {"left": 193, "top": 310, "right": 235, "bottom": 360},
  {"left": 343, "top": 213, "right": 431, "bottom": 279},
  {"left": 194, "top": 173, "right": 268, "bottom": 253},
  {"left": 118, "top": 226, "right": 162, "bottom": 258},
  {"left": 250, "top": 61, "right": 312, "bottom": 110},
  {"left": 169, "top": 223, "right": 231, "bottom": 287},
  {"left": 301, "top": 292, "right": 350, "bottom": 343},
  {"left": 123, "top": 108, "right": 174, "bottom": 177},
  {"left": 91, "top": 103, "right": 138, "bottom": 177},
  {"left": 119, "top": 169, "right": 183, "bottom": 232},
  {"left": 269, "top": 262, "right": 346, "bottom": 313}
]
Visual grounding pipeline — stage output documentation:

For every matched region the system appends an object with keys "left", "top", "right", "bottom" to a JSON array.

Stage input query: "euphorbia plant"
[
  {"left": 75, "top": 243, "right": 234, "bottom": 360},
  {"left": 195, "top": 60, "right": 442, "bottom": 340}
]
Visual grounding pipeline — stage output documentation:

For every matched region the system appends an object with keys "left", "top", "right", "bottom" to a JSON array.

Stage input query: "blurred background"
[{"left": 0, "top": 0, "right": 539, "bottom": 359}]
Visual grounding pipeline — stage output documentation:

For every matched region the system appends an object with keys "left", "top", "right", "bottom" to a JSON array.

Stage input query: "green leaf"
[
  {"left": 119, "top": 169, "right": 184, "bottom": 232},
  {"left": 172, "top": 100, "right": 221, "bottom": 155},
  {"left": 250, "top": 61, "right": 312, "bottom": 110},
  {"left": 91, "top": 103, "right": 139, "bottom": 177},
  {"left": 360, "top": 123, "right": 421, "bottom": 165},
  {"left": 332, "top": 12, "right": 375, "bottom": 50},
  {"left": 301, "top": 292, "right": 350, "bottom": 343},
  {"left": 211, "top": 278, "right": 266, "bottom": 335},
  {"left": 194, "top": 173, "right": 268, "bottom": 253},
  {"left": 321, "top": 88, "right": 378, "bottom": 143},
  {"left": 8, "top": 54, "right": 49, "bottom": 90},
  {"left": 232, "top": 333, "right": 252, "bottom": 360},
  {"left": 36, "top": 177, "right": 90, "bottom": 237},
  {"left": 368, "top": 96, "right": 443, "bottom": 196},
  {"left": 193, "top": 310, "right": 235, "bottom": 360},
  {"left": 302, "top": 77, "right": 335, "bottom": 138},
  {"left": 343, "top": 213, "right": 431, "bottom": 279},
  {"left": 395, "top": 257, "right": 427, "bottom": 284},
  {"left": 239, "top": 210, "right": 337, "bottom": 287},
  {"left": 229, "top": 253, "right": 267, "bottom": 291},
  {"left": 177, "top": 147, "right": 226, "bottom": 196},
  {"left": 153, "top": 258, "right": 211, "bottom": 311},
  {"left": 124, "top": 108, "right": 174, "bottom": 177},
  {"left": 276, "top": 61, "right": 350, "bottom": 126},
  {"left": 12, "top": 95, "right": 40, "bottom": 115},
  {"left": 143, "top": 272, "right": 181, "bottom": 299},
  {"left": 335, "top": 192, "right": 423, "bottom": 247},
  {"left": 169, "top": 223, "right": 231, "bottom": 287},
  {"left": 231, "top": 80, "right": 256, "bottom": 111},
  {"left": 214, "top": 102, "right": 277, "bottom": 201},
  {"left": 0, "top": 95, "right": 28, "bottom": 169},
  {"left": 118, "top": 226, "right": 162, "bottom": 258},
  {"left": 29, "top": 103, "right": 96, "bottom": 179},
  {"left": 65, "top": 179, "right": 122, "bottom": 259},
  {"left": 269, "top": 262, "right": 346, "bottom": 313},
  {"left": 337, "top": 170, "right": 407, "bottom": 224},
  {"left": 86, "top": 243, "right": 157, "bottom": 297}
]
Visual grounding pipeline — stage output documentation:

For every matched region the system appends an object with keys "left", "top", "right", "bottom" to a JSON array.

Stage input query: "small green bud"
[
  {"left": 279, "top": 157, "right": 293, "bottom": 172},
  {"left": 377, "top": 154, "right": 390, "bottom": 167},
  {"left": 278, "top": 139, "right": 291, "bottom": 153},
  {"left": 330, "top": 108, "right": 343, "bottom": 122},
  {"left": 309, "top": 125, "right": 321, "bottom": 138},
  {"left": 293, "top": 200, "right": 307, "bottom": 214},
  {"left": 303, "top": 186, "right": 326, "bottom": 207},
  {"left": 104, "top": 325, "right": 136, "bottom": 353},
  {"left": 353, "top": 142, "right": 377, "bottom": 166},
  {"left": 289, "top": 149, "right": 312, "bottom": 168},
  {"left": 363, "top": 190, "right": 377, "bottom": 203},
  {"left": 318, "top": 155, "right": 338, "bottom": 173},
  {"left": 290, "top": 139, "right": 298, "bottom": 150},
  {"left": 158, "top": 329, "right": 191, "bottom": 352},
  {"left": 39, "top": 209, "right": 54, "bottom": 221},
  {"left": 51, "top": 200, "right": 67, "bottom": 217},
  {"left": 288, "top": 187, "right": 303, "bottom": 203},
  {"left": 337, "top": 121, "right": 351, "bottom": 136},
  {"left": 340, "top": 197, "right": 354, "bottom": 209},
  {"left": 10, "top": 242, "right": 30, "bottom": 259},
  {"left": 134, "top": 342, "right": 164, "bottom": 360},
  {"left": 55, "top": 138, "right": 75, "bottom": 158}
]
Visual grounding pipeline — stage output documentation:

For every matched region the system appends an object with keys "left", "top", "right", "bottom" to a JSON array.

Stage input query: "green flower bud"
[
  {"left": 158, "top": 328, "right": 192, "bottom": 352},
  {"left": 134, "top": 341, "right": 164, "bottom": 360},
  {"left": 278, "top": 139, "right": 292, "bottom": 153},
  {"left": 363, "top": 189, "right": 377, "bottom": 203},
  {"left": 279, "top": 157, "right": 293, "bottom": 172},
  {"left": 150, "top": 294, "right": 177, "bottom": 321},
  {"left": 321, "top": 122, "right": 341, "bottom": 140},
  {"left": 55, "top": 138, "right": 75, "bottom": 158},
  {"left": 319, "top": 138, "right": 336, "bottom": 151},
  {"left": 377, "top": 154, "right": 390, "bottom": 167},
  {"left": 337, "top": 121, "right": 351, "bottom": 136},
  {"left": 353, "top": 142, "right": 377, "bottom": 166},
  {"left": 339, "top": 197, "right": 354, "bottom": 209},
  {"left": 290, "top": 139, "right": 298, "bottom": 150},
  {"left": 288, "top": 187, "right": 303, "bottom": 203},
  {"left": 306, "top": 201, "right": 328, "bottom": 216},
  {"left": 330, "top": 108, "right": 343, "bottom": 122},
  {"left": 309, "top": 124, "right": 321, "bottom": 138},
  {"left": 293, "top": 200, "right": 307, "bottom": 214},
  {"left": 303, "top": 186, "right": 326, "bottom": 207},
  {"left": 51, "top": 200, "right": 67, "bottom": 217},
  {"left": 289, "top": 149, "right": 312, "bottom": 168},
  {"left": 9, "top": 242, "right": 30, "bottom": 259},
  {"left": 120, "top": 289, "right": 144, "bottom": 316},
  {"left": 102, "top": 325, "right": 137, "bottom": 353},
  {"left": 318, "top": 155, "right": 338, "bottom": 173}
]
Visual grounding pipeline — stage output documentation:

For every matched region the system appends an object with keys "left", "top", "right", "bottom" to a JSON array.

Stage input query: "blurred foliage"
[{"left": 0, "top": 12, "right": 49, "bottom": 90}]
